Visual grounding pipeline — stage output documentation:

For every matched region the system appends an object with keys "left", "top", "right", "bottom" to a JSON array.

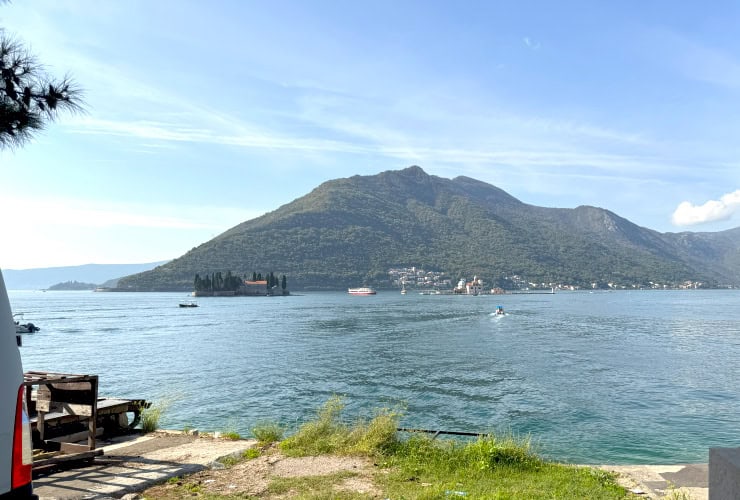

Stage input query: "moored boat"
[
  {"left": 348, "top": 287, "right": 376, "bottom": 295},
  {"left": 13, "top": 313, "right": 40, "bottom": 333}
]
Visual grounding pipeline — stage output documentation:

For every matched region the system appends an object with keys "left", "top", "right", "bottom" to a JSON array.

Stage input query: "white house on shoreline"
[{"left": 454, "top": 276, "right": 484, "bottom": 295}]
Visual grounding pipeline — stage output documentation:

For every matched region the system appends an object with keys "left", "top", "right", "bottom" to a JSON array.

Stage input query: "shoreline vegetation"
[{"left": 142, "top": 397, "right": 647, "bottom": 499}]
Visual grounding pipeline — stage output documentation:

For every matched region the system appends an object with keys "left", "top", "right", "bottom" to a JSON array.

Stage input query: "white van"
[{"left": 0, "top": 270, "right": 36, "bottom": 499}]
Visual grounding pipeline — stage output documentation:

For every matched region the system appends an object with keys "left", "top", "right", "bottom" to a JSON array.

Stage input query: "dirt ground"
[{"left": 141, "top": 445, "right": 383, "bottom": 499}]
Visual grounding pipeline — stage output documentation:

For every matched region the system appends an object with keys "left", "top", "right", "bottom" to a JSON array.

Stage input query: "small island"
[
  {"left": 192, "top": 271, "right": 289, "bottom": 297},
  {"left": 47, "top": 280, "right": 98, "bottom": 291}
]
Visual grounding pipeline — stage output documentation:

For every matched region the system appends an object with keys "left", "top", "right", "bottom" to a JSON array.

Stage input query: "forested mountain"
[{"left": 117, "top": 166, "right": 740, "bottom": 291}]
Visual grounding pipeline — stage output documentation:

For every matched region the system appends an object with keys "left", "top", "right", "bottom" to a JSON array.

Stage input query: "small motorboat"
[
  {"left": 495, "top": 305, "right": 505, "bottom": 316},
  {"left": 179, "top": 301, "right": 198, "bottom": 308},
  {"left": 14, "top": 313, "right": 40, "bottom": 333}
]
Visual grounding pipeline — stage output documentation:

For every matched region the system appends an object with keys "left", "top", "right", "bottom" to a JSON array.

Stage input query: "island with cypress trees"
[{"left": 192, "top": 271, "right": 289, "bottom": 297}]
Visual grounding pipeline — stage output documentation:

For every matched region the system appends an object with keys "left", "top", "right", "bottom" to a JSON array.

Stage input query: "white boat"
[
  {"left": 13, "top": 313, "right": 40, "bottom": 333},
  {"left": 348, "top": 287, "right": 376, "bottom": 295}
]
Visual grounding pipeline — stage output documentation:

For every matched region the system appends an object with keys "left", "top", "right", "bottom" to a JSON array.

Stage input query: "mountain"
[
  {"left": 117, "top": 167, "right": 740, "bottom": 291},
  {"left": 2, "top": 262, "right": 168, "bottom": 290}
]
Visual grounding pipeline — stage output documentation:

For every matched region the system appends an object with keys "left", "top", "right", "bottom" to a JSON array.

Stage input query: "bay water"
[{"left": 10, "top": 289, "right": 740, "bottom": 464}]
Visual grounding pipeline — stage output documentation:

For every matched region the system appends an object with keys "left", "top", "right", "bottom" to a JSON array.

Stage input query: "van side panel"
[{"left": 0, "top": 270, "right": 24, "bottom": 494}]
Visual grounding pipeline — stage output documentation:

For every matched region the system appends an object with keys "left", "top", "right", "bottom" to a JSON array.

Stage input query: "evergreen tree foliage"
[{"left": 0, "top": 28, "right": 84, "bottom": 149}]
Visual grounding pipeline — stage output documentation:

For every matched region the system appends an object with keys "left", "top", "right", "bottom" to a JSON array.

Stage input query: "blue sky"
[{"left": 2, "top": 1, "right": 740, "bottom": 269}]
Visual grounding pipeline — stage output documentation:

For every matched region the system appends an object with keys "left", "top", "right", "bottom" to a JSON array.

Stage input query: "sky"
[{"left": 2, "top": 1, "right": 740, "bottom": 270}]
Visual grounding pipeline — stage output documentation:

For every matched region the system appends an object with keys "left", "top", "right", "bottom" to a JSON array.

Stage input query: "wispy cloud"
[
  {"left": 0, "top": 196, "right": 259, "bottom": 231},
  {"left": 523, "top": 36, "right": 541, "bottom": 50},
  {"left": 69, "top": 115, "right": 675, "bottom": 178},
  {"left": 69, "top": 117, "right": 376, "bottom": 155},
  {"left": 647, "top": 28, "right": 740, "bottom": 89},
  {"left": 672, "top": 190, "right": 740, "bottom": 226}
]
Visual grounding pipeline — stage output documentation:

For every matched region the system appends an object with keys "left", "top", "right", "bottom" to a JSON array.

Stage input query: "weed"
[
  {"left": 140, "top": 399, "right": 171, "bottom": 433},
  {"left": 665, "top": 483, "right": 695, "bottom": 500},
  {"left": 221, "top": 430, "right": 241, "bottom": 440},
  {"left": 267, "top": 471, "right": 361, "bottom": 497},
  {"left": 280, "top": 396, "right": 401, "bottom": 457},
  {"left": 279, "top": 395, "right": 349, "bottom": 455},
  {"left": 219, "top": 453, "right": 242, "bottom": 468},
  {"left": 251, "top": 420, "right": 284, "bottom": 445},
  {"left": 463, "top": 433, "right": 541, "bottom": 470}
]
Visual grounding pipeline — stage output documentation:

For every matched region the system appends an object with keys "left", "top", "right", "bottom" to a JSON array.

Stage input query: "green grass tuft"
[
  {"left": 251, "top": 420, "right": 285, "bottom": 445},
  {"left": 279, "top": 395, "right": 401, "bottom": 457},
  {"left": 221, "top": 430, "right": 241, "bottom": 440},
  {"left": 140, "top": 399, "right": 171, "bottom": 433}
]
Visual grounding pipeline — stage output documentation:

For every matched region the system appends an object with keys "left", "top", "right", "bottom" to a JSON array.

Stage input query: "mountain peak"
[
  {"left": 400, "top": 165, "right": 428, "bottom": 177},
  {"left": 117, "top": 167, "right": 740, "bottom": 290}
]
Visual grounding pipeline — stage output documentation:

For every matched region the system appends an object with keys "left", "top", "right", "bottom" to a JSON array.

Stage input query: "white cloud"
[
  {"left": 0, "top": 196, "right": 263, "bottom": 269},
  {"left": 671, "top": 190, "right": 740, "bottom": 226},
  {"left": 523, "top": 36, "right": 541, "bottom": 50},
  {"left": 0, "top": 196, "right": 260, "bottom": 232}
]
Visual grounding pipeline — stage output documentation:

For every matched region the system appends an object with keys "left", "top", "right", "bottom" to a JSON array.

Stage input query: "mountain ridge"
[
  {"left": 2, "top": 261, "right": 168, "bottom": 290},
  {"left": 116, "top": 167, "right": 740, "bottom": 291}
]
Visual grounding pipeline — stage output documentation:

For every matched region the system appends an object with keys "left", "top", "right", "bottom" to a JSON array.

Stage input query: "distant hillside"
[
  {"left": 2, "top": 261, "right": 168, "bottom": 290},
  {"left": 117, "top": 167, "right": 740, "bottom": 291}
]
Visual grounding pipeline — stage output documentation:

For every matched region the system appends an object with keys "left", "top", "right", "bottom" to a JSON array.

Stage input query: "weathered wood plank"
[{"left": 60, "top": 403, "right": 94, "bottom": 417}]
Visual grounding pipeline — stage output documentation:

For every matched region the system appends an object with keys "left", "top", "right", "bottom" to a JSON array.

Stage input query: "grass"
[
  {"left": 140, "top": 399, "right": 171, "bottom": 433},
  {"left": 242, "top": 447, "right": 261, "bottom": 460},
  {"left": 144, "top": 397, "right": 640, "bottom": 499},
  {"left": 217, "top": 453, "right": 243, "bottom": 468},
  {"left": 378, "top": 435, "right": 631, "bottom": 499},
  {"left": 275, "top": 396, "right": 634, "bottom": 498},
  {"left": 221, "top": 430, "right": 241, "bottom": 440},
  {"left": 266, "top": 471, "right": 363, "bottom": 498},
  {"left": 219, "top": 418, "right": 243, "bottom": 440},
  {"left": 665, "top": 486, "right": 695, "bottom": 500},
  {"left": 279, "top": 395, "right": 399, "bottom": 457},
  {"left": 252, "top": 420, "right": 285, "bottom": 445}
]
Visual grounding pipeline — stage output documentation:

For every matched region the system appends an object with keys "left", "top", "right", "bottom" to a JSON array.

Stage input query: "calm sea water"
[{"left": 9, "top": 289, "right": 740, "bottom": 464}]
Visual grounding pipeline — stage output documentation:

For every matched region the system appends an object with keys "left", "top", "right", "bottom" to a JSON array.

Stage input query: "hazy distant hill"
[
  {"left": 47, "top": 280, "right": 98, "bottom": 291},
  {"left": 2, "top": 262, "right": 168, "bottom": 290},
  {"left": 117, "top": 167, "right": 740, "bottom": 291}
]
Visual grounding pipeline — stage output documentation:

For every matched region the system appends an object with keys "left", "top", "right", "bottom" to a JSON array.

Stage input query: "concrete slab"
[
  {"left": 33, "top": 432, "right": 257, "bottom": 499},
  {"left": 709, "top": 447, "right": 740, "bottom": 500},
  {"left": 602, "top": 464, "right": 708, "bottom": 499}
]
